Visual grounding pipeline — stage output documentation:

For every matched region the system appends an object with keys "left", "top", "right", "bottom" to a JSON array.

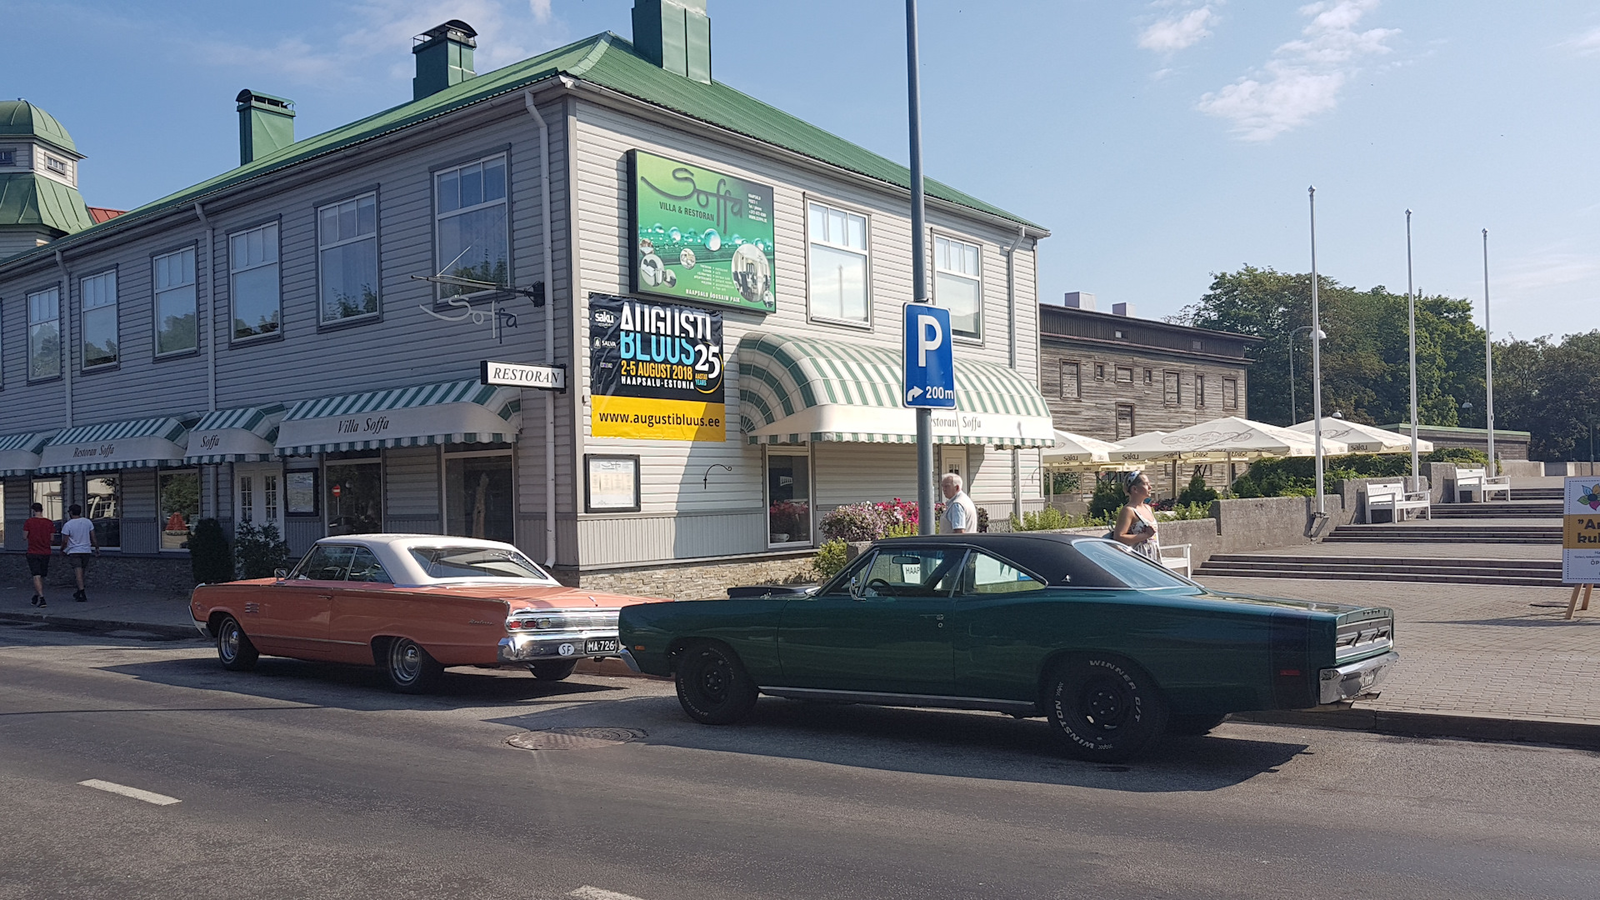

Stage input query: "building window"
[
  {"left": 807, "top": 201, "right": 869, "bottom": 324},
  {"left": 1191, "top": 339, "right": 1203, "bottom": 351},
  {"left": 0, "top": 149, "right": 14, "bottom": 166},
  {"left": 46, "top": 156, "right": 66, "bottom": 174},
  {"left": 264, "top": 473, "right": 280, "bottom": 522},
  {"left": 446, "top": 452, "right": 515, "bottom": 543},
  {"left": 1114, "top": 329, "right": 1126, "bottom": 339},
  {"left": 1115, "top": 366, "right": 1134, "bottom": 384},
  {"left": 1164, "top": 371, "right": 1181, "bottom": 407},
  {"left": 933, "top": 235, "right": 981, "bottom": 339},
  {"left": 1116, "top": 404, "right": 1136, "bottom": 440},
  {"left": 318, "top": 193, "right": 379, "bottom": 323},
  {"left": 326, "top": 460, "right": 383, "bottom": 535},
  {"left": 1094, "top": 363, "right": 1106, "bottom": 381},
  {"left": 767, "top": 452, "right": 812, "bottom": 547},
  {"left": 239, "top": 476, "right": 253, "bottom": 524},
  {"left": 1223, "top": 377, "right": 1239, "bottom": 410},
  {"left": 229, "top": 222, "right": 281, "bottom": 340},
  {"left": 33, "top": 478, "right": 63, "bottom": 523},
  {"left": 1143, "top": 368, "right": 1153, "bottom": 385},
  {"left": 86, "top": 473, "right": 121, "bottom": 550},
  {"left": 160, "top": 470, "right": 200, "bottom": 551},
  {"left": 80, "top": 269, "right": 118, "bottom": 369},
  {"left": 1195, "top": 374, "right": 1206, "bottom": 409},
  {"left": 154, "top": 247, "right": 198, "bottom": 356},
  {"left": 434, "top": 153, "right": 509, "bottom": 295},
  {"left": 26, "top": 287, "right": 60, "bottom": 380},
  {"left": 1059, "top": 361, "right": 1080, "bottom": 400}
]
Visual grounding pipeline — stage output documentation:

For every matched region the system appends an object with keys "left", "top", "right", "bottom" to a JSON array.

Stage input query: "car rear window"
[
  {"left": 409, "top": 546, "right": 556, "bottom": 583},
  {"left": 1073, "top": 540, "right": 1198, "bottom": 590}
]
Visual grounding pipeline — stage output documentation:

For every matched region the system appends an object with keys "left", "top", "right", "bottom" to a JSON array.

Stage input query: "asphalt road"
[{"left": 2, "top": 621, "right": 1597, "bottom": 900}]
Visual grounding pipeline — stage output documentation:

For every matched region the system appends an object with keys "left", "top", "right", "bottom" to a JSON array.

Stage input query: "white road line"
[
  {"left": 569, "top": 887, "right": 648, "bottom": 900},
  {"left": 78, "top": 779, "right": 181, "bottom": 806}
]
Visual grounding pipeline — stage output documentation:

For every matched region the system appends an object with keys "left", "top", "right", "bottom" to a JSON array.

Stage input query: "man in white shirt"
[
  {"left": 940, "top": 473, "right": 979, "bottom": 534},
  {"left": 58, "top": 504, "right": 98, "bottom": 603}
]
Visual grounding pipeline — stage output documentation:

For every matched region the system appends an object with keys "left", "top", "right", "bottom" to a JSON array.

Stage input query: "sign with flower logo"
[{"left": 1563, "top": 477, "right": 1600, "bottom": 584}]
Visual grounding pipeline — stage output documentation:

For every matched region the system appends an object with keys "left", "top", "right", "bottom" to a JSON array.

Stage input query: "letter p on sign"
[{"left": 917, "top": 313, "right": 942, "bottom": 367}]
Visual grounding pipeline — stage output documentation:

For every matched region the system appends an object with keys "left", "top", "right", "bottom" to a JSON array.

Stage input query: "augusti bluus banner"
[
  {"left": 589, "top": 294, "right": 726, "bottom": 442},
  {"left": 628, "top": 149, "right": 776, "bottom": 313}
]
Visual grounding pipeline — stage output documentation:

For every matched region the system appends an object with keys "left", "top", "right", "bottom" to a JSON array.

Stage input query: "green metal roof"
[
  {"left": 0, "top": 100, "right": 78, "bottom": 155},
  {"left": 0, "top": 172, "right": 95, "bottom": 236},
  {"left": 1, "top": 32, "right": 1041, "bottom": 270}
]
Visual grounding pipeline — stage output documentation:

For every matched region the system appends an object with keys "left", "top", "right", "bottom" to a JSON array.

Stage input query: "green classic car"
[{"left": 618, "top": 533, "right": 1397, "bottom": 761}]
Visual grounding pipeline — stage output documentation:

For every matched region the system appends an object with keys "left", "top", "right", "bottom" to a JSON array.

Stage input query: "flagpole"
[
  {"left": 1309, "top": 186, "right": 1325, "bottom": 516},
  {"left": 1482, "top": 228, "right": 1495, "bottom": 472},
  {"left": 1406, "top": 210, "right": 1419, "bottom": 481}
]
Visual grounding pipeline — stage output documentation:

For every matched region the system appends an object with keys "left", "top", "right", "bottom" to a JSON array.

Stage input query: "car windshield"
[
  {"left": 408, "top": 546, "right": 557, "bottom": 583},
  {"left": 1074, "top": 540, "right": 1200, "bottom": 591}
]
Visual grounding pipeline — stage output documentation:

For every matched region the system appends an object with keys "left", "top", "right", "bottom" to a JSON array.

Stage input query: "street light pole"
[
  {"left": 1482, "top": 229, "right": 1495, "bottom": 474},
  {"left": 1406, "top": 210, "right": 1420, "bottom": 482},
  {"left": 907, "top": 0, "right": 934, "bottom": 535},
  {"left": 1309, "top": 187, "right": 1325, "bottom": 515},
  {"left": 1288, "top": 324, "right": 1320, "bottom": 423}
]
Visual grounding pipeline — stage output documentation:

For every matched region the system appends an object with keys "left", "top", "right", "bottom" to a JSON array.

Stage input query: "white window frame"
[
  {"left": 45, "top": 155, "right": 66, "bottom": 175},
  {"left": 235, "top": 462, "right": 285, "bottom": 533},
  {"left": 317, "top": 191, "right": 380, "bottom": 325},
  {"left": 932, "top": 233, "right": 983, "bottom": 341},
  {"left": 26, "top": 286, "right": 60, "bottom": 381},
  {"left": 805, "top": 198, "right": 871, "bottom": 328},
  {"left": 764, "top": 447, "right": 814, "bottom": 549},
  {"left": 153, "top": 246, "right": 199, "bottom": 357},
  {"left": 433, "top": 152, "right": 510, "bottom": 299},
  {"left": 229, "top": 221, "right": 281, "bottom": 343},
  {"left": 80, "top": 268, "right": 118, "bottom": 370}
]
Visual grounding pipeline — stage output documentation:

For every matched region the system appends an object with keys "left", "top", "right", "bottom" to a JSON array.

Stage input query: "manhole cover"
[{"left": 507, "top": 727, "right": 647, "bottom": 750}]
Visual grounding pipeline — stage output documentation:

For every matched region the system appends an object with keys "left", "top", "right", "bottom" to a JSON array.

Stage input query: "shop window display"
[
  {"left": 160, "top": 470, "right": 200, "bottom": 551},
  {"left": 325, "top": 463, "right": 382, "bottom": 535},
  {"left": 446, "top": 454, "right": 514, "bottom": 543}
]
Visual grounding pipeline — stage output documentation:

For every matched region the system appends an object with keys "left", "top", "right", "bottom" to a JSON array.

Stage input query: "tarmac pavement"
[{"left": 3, "top": 571, "right": 1597, "bottom": 750}]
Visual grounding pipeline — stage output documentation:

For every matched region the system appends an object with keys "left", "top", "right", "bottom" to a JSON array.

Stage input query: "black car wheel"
[
  {"left": 1046, "top": 655, "right": 1167, "bottom": 762},
  {"left": 382, "top": 638, "right": 444, "bottom": 694},
  {"left": 1167, "top": 713, "right": 1228, "bottom": 736},
  {"left": 675, "top": 641, "right": 758, "bottom": 725},
  {"left": 527, "top": 659, "right": 579, "bottom": 681},
  {"left": 215, "top": 615, "right": 259, "bottom": 672}
]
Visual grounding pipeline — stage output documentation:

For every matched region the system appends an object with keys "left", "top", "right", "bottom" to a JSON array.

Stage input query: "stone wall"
[
  {"left": 0, "top": 553, "right": 196, "bottom": 601},
  {"left": 571, "top": 550, "right": 819, "bottom": 602}
]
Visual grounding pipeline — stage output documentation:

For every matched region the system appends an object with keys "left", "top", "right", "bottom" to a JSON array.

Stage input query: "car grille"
[{"left": 1335, "top": 617, "right": 1394, "bottom": 662}]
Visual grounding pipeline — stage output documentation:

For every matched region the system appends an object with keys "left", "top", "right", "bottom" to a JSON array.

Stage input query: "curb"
[
  {"left": 0, "top": 610, "right": 201, "bottom": 641},
  {"left": 1234, "top": 707, "right": 1600, "bottom": 751}
]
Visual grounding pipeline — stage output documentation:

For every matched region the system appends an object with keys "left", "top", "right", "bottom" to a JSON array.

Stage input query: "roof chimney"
[
  {"left": 632, "top": 0, "right": 712, "bottom": 84},
  {"left": 412, "top": 20, "right": 478, "bottom": 101},
  {"left": 1062, "top": 291, "right": 1096, "bottom": 311},
  {"left": 1112, "top": 302, "right": 1135, "bottom": 317},
  {"left": 235, "top": 90, "right": 295, "bottom": 166}
]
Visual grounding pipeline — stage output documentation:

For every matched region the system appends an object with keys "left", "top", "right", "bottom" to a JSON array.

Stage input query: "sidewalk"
[{"left": 3, "top": 575, "right": 1597, "bottom": 749}]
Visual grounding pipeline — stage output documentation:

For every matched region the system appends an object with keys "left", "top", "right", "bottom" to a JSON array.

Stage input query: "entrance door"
[
  {"left": 235, "top": 463, "right": 285, "bottom": 534},
  {"left": 939, "top": 446, "right": 969, "bottom": 483}
]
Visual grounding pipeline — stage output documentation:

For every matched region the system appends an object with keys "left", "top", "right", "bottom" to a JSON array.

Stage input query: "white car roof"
[{"left": 307, "top": 534, "right": 556, "bottom": 586}]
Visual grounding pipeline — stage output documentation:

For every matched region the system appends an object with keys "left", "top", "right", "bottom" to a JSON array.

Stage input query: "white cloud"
[
  {"left": 1198, "top": 0, "right": 1398, "bottom": 141},
  {"left": 1139, "top": 6, "right": 1216, "bottom": 53},
  {"left": 1564, "top": 26, "right": 1600, "bottom": 55}
]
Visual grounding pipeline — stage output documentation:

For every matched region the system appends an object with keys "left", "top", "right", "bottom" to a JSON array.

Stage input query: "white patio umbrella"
[
  {"left": 1106, "top": 416, "right": 1350, "bottom": 496},
  {"left": 1041, "top": 430, "right": 1121, "bottom": 467},
  {"left": 1288, "top": 418, "right": 1433, "bottom": 454}
]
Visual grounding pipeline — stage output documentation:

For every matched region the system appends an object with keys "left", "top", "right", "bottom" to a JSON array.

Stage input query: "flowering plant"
[
  {"left": 819, "top": 498, "right": 924, "bottom": 542},
  {"left": 768, "top": 500, "right": 810, "bottom": 539}
]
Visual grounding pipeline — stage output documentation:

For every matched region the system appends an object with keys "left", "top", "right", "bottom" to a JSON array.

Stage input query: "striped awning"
[
  {"left": 276, "top": 379, "right": 522, "bottom": 455},
  {"left": 0, "top": 431, "right": 56, "bottom": 477},
  {"left": 37, "top": 418, "right": 189, "bottom": 473},
  {"left": 185, "top": 405, "right": 285, "bottom": 464},
  {"left": 737, "top": 332, "right": 1055, "bottom": 447}
]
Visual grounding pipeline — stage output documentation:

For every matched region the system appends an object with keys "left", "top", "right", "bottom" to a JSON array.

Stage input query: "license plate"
[{"left": 584, "top": 638, "right": 618, "bottom": 654}]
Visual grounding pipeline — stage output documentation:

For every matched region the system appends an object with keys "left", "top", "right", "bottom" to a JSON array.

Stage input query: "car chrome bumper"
[
  {"left": 192, "top": 617, "right": 211, "bottom": 639},
  {"left": 1319, "top": 651, "right": 1399, "bottom": 704},
  {"left": 618, "top": 647, "right": 642, "bottom": 673},
  {"left": 498, "top": 631, "right": 621, "bottom": 663}
]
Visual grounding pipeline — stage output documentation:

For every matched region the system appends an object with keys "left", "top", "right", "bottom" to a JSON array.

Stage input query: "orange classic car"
[{"left": 190, "top": 534, "right": 668, "bottom": 693}]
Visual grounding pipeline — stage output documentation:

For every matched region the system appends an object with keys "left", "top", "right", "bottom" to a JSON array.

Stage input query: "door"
[
  {"left": 235, "top": 462, "right": 285, "bottom": 534},
  {"left": 776, "top": 547, "right": 963, "bottom": 695},
  {"left": 950, "top": 549, "right": 1054, "bottom": 702},
  {"left": 939, "top": 446, "right": 968, "bottom": 483},
  {"left": 256, "top": 543, "right": 347, "bottom": 657}
]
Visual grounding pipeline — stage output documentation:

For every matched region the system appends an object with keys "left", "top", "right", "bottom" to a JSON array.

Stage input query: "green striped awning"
[
  {"left": 37, "top": 417, "right": 190, "bottom": 473},
  {"left": 737, "top": 332, "right": 1055, "bottom": 447},
  {"left": 185, "top": 405, "right": 285, "bottom": 464},
  {"left": 0, "top": 431, "right": 56, "bottom": 477},
  {"left": 277, "top": 379, "right": 522, "bottom": 455}
]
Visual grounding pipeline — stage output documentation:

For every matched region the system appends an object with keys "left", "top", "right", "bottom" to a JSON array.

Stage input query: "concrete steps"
[
  {"left": 1430, "top": 501, "right": 1563, "bottom": 518},
  {"left": 1510, "top": 487, "right": 1564, "bottom": 501},
  {"left": 1197, "top": 553, "right": 1564, "bottom": 587},
  {"left": 1324, "top": 523, "right": 1562, "bottom": 544}
]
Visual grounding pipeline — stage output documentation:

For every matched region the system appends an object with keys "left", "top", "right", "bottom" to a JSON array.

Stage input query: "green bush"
[
  {"left": 235, "top": 522, "right": 293, "bottom": 579},
  {"left": 1089, "top": 476, "right": 1129, "bottom": 520},
  {"left": 1049, "top": 471, "right": 1081, "bottom": 494},
  {"left": 189, "top": 519, "right": 233, "bottom": 585},
  {"left": 812, "top": 539, "right": 850, "bottom": 580},
  {"left": 1176, "top": 473, "right": 1218, "bottom": 507},
  {"left": 1160, "top": 502, "right": 1215, "bottom": 520},
  {"left": 1008, "top": 507, "right": 1112, "bottom": 532}
]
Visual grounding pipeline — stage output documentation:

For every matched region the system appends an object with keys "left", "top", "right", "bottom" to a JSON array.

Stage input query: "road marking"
[
  {"left": 78, "top": 779, "right": 181, "bottom": 806},
  {"left": 570, "top": 887, "right": 648, "bottom": 900}
]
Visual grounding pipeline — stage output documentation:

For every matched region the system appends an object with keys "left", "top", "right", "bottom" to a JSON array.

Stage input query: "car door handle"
[{"left": 919, "top": 613, "right": 945, "bottom": 628}]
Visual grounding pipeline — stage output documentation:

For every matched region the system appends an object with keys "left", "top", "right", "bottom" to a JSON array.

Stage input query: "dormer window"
[
  {"left": 45, "top": 156, "right": 66, "bottom": 174},
  {"left": 0, "top": 149, "right": 14, "bottom": 166}
]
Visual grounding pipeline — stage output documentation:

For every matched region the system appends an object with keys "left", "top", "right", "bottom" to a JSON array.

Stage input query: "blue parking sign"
[{"left": 903, "top": 303, "right": 955, "bottom": 409}]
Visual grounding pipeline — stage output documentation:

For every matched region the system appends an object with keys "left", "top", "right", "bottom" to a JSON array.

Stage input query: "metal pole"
[
  {"left": 1288, "top": 335, "right": 1296, "bottom": 423},
  {"left": 1406, "top": 210, "right": 1419, "bottom": 482},
  {"left": 908, "top": 0, "right": 934, "bottom": 535},
  {"left": 1309, "top": 187, "right": 1325, "bottom": 515},
  {"left": 1482, "top": 229, "right": 1495, "bottom": 474}
]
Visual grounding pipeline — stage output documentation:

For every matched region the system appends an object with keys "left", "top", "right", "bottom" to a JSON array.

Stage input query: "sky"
[{"left": 6, "top": 0, "right": 1598, "bottom": 342}]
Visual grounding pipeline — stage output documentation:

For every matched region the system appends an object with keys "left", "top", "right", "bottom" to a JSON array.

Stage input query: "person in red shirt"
[{"left": 24, "top": 502, "right": 55, "bottom": 608}]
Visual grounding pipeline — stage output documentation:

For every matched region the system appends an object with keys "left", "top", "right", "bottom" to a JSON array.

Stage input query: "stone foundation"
[
  {"left": 569, "top": 550, "right": 819, "bottom": 602},
  {"left": 0, "top": 553, "right": 196, "bottom": 601}
]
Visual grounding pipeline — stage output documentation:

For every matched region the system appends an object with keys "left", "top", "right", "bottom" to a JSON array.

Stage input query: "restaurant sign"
[
  {"left": 628, "top": 149, "right": 775, "bottom": 313},
  {"left": 589, "top": 294, "right": 725, "bottom": 442}
]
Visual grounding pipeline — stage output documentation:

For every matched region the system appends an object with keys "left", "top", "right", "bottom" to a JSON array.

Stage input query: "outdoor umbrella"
[
  {"left": 1106, "top": 416, "right": 1350, "bottom": 496},
  {"left": 1288, "top": 418, "right": 1433, "bottom": 454},
  {"left": 1041, "top": 430, "right": 1121, "bottom": 468}
]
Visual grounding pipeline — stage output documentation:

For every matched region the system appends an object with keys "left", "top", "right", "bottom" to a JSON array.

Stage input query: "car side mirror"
[
  {"left": 847, "top": 575, "right": 863, "bottom": 601},
  {"left": 273, "top": 568, "right": 288, "bottom": 581}
]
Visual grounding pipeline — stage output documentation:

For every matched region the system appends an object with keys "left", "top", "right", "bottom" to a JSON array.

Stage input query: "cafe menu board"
[
  {"left": 628, "top": 149, "right": 776, "bottom": 313},
  {"left": 589, "top": 294, "right": 726, "bottom": 443}
]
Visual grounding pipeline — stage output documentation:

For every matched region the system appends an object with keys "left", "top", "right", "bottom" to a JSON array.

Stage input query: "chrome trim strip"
[
  {"left": 759, "top": 686, "right": 1038, "bottom": 716},
  {"left": 192, "top": 617, "right": 210, "bottom": 638},
  {"left": 618, "top": 647, "right": 643, "bottom": 674},
  {"left": 498, "top": 631, "right": 622, "bottom": 663},
  {"left": 1319, "top": 651, "right": 1399, "bottom": 704}
]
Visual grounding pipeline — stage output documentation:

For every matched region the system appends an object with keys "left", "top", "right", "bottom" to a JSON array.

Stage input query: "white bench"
[
  {"left": 1366, "top": 481, "right": 1431, "bottom": 523},
  {"left": 1455, "top": 467, "right": 1512, "bottom": 502},
  {"left": 1160, "top": 543, "right": 1192, "bottom": 577}
]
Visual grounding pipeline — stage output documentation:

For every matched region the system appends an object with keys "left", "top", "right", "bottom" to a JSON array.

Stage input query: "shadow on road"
[{"left": 489, "top": 694, "right": 1312, "bottom": 793}]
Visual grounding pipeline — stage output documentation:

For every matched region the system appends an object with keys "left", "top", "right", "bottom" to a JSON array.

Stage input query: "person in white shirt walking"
[
  {"left": 940, "top": 473, "right": 979, "bottom": 534},
  {"left": 58, "top": 504, "right": 99, "bottom": 603}
]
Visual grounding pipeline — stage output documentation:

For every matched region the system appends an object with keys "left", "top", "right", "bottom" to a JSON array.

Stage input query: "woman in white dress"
[{"left": 1111, "top": 470, "right": 1161, "bottom": 562}]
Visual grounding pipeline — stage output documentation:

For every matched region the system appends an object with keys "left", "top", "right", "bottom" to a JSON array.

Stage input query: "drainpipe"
[
  {"left": 1002, "top": 225, "right": 1026, "bottom": 525},
  {"left": 195, "top": 202, "right": 219, "bottom": 520},
  {"left": 54, "top": 250, "right": 72, "bottom": 430},
  {"left": 525, "top": 91, "right": 556, "bottom": 566}
]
